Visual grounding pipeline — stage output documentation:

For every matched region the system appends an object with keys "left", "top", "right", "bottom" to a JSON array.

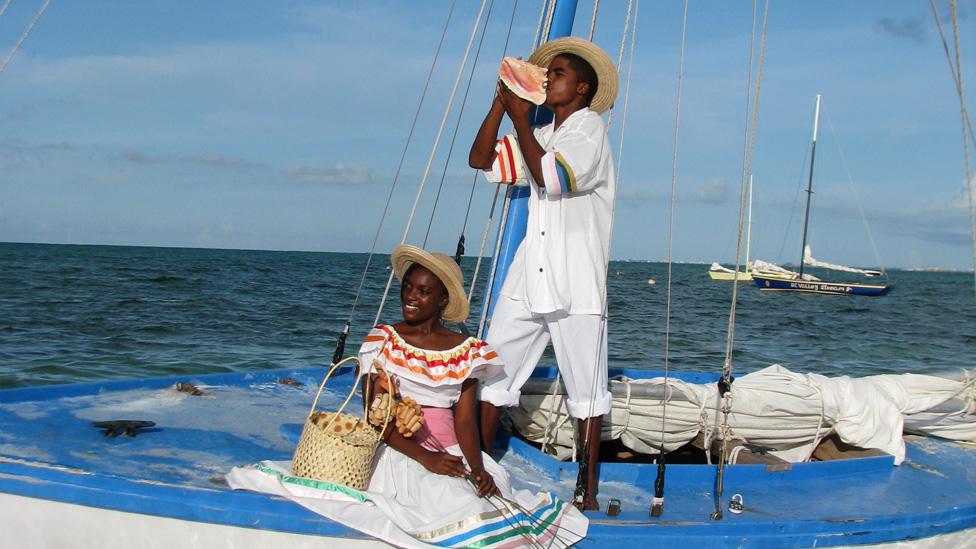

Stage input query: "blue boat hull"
[
  {"left": 753, "top": 274, "right": 893, "bottom": 296},
  {"left": 0, "top": 366, "right": 972, "bottom": 547}
]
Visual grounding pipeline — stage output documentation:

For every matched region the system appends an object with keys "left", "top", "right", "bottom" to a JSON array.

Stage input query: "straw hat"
[
  {"left": 528, "top": 37, "right": 618, "bottom": 114},
  {"left": 390, "top": 245, "right": 468, "bottom": 323}
]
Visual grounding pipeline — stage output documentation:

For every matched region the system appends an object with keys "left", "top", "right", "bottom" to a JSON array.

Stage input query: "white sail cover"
[
  {"left": 750, "top": 259, "right": 820, "bottom": 281},
  {"left": 511, "top": 365, "right": 976, "bottom": 466},
  {"left": 803, "top": 245, "right": 882, "bottom": 276}
]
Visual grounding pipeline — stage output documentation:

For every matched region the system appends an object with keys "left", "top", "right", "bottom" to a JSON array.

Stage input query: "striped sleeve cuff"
[
  {"left": 542, "top": 151, "right": 577, "bottom": 196},
  {"left": 489, "top": 134, "right": 525, "bottom": 185}
]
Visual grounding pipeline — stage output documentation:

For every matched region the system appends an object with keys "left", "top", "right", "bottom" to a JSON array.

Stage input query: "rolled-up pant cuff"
[
  {"left": 478, "top": 384, "right": 521, "bottom": 408},
  {"left": 566, "top": 391, "right": 612, "bottom": 419}
]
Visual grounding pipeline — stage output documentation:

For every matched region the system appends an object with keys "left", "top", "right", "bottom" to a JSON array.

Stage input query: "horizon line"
[{"left": 3, "top": 240, "right": 973, "bottom": 274}]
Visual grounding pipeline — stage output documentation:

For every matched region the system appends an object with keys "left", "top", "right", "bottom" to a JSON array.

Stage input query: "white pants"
[{"left": 480, "top": 295, "right": 612, "bottom": 419}]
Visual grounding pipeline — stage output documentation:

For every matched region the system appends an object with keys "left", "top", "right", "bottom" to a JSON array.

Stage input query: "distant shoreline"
[{"left": 2, "top": 240, "right": 973, "bottom": 274}]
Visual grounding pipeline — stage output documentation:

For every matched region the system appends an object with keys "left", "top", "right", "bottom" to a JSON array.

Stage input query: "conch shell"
[{"left": 499, "top": 56, "right": 547, "bottom": 105}]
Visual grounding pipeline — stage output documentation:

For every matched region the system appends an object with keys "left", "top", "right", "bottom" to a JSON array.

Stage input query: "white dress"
[{"left": 227, "top": 325, "right": 588, "bottom": 549}]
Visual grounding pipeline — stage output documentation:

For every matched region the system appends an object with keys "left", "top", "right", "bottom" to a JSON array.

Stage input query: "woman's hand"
[
  {"left": 420, "top": 450, "right": 467, "bottom": 478},
  {"left": 470, "top": 466, "right": 499, "bottom": 498}
]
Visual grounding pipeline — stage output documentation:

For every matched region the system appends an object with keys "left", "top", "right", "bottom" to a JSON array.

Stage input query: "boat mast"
[
  {"left": 798, "top": 94, "right": 821, "bottom": 278},
  {"left": 745, "top": 174, "right": 753, "bottom": 271},
  {"left": 481, "top": 0, "right": 578, "bottom": 325}
]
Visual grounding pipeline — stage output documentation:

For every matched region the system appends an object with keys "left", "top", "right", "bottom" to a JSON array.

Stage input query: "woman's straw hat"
[
  {"left": 528, "top": 37, "right": 619, "bottom": 114},
  {"left": 390, "top": 244, "right": 469, "bottom": 323}
]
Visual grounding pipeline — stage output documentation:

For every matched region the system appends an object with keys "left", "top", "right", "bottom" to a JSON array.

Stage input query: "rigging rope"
[
  {"left": 373, "top": 0, "right": 492, "bottom": 327},
  {"left": 422, "top": 0, "right": 498, "bottom": 247},
  {"left": 949, "top": 0, "right": 976, "bottom": 301},
  {"left": 714, "top": 0, "right": 769, "bottom": 522},
  {"left": 776, "top": 143, "right": 813, "bottom": 264},
  {"left": 539, "top": 0, "right": 556, "bottom": 50},
  {"left": 460, "top": 0, "right": 520, "bottom": 309},
  {"left": 822, "top": 107, "right": 887, "bottom": 275},
  {"left": 477, "top": 185, "right": 513, "bottom": 338},
  {"left": 459, "top": 0, "right": 520, "bottom": 245},
  {"left": 614, "top": 1, "right": 638, "bottom": 174},
  {"left": 724, "top": 0, "right": 767, "bottom": 384},
  {"left": 580, "top": 0, "right": 634, "bottom": 424},
  {"left": 653, "top": 0, "right": 688, "bottom": 518},
  {"left": 929, "top": 0, "right": 976, "bottom": 152},
  {"left": 478, "top": 0, "right": 556, "bottom": 338},
  {"left": 930, "top": 0, "right": 976, "bottom": 299},
  {"left": 572, "top": 0, "right": 636, "bottom": 509},
  {"left": 603, "top": 0, "right": 633, "bottom": 131},
  {"left": 588, "top": 0, "right": 600, "bottom": 41},
  {"left": 531, "top": 0, "right": 551, "bottom": 51},
  {"left": 733, "top": 0, "right": 759, "bottom": 274},
  {"left": 0, "top": 0, "right": 14, "bottom": 20},
  {"left": 0, "top": 0, "right": 50, "bottom": 80},
  {"left": 332, "top": 1, "right": 458, "bottom": 363}
]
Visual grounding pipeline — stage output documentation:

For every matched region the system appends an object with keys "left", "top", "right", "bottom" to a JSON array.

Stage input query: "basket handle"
[{"left": 307, "top": 355, "right": 393, "bottom": 434}]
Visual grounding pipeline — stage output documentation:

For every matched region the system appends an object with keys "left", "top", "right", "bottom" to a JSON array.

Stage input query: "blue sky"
[{"left": 1, "top": 1, "right": 973, "bottom": 270}]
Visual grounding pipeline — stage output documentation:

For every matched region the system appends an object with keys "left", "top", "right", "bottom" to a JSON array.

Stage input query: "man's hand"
[{"left": 497, "top": 81, "right": 533, "bottom": 122}]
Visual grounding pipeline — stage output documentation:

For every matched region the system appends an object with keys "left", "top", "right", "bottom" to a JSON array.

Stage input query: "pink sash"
[{"left": 413, "top": 407, "right": 458, "bottom": 451}]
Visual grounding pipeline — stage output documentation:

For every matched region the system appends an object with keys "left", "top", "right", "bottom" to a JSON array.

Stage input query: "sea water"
[{"left": 1, "top": 242, "right": 973, "bottom": 389}]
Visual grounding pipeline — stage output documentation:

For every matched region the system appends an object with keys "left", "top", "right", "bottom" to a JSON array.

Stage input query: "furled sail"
[
  {"left": 803, "top": 245, "right": 882, "bottom": 277},
  {"left": 512, "top": 365, "right": 976, "bottom": 465},
  {"left": 751, "top": 259, "right": 820, "bottom": 281}
]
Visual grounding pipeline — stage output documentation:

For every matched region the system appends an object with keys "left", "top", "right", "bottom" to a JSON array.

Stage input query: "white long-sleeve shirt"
[{"left": 485, "top": 108, "right": 616, "bottom": 315}]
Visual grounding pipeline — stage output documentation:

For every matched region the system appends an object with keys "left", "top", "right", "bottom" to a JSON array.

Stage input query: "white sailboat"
[
  {"left": 708, "top": 175, "right": 754, "bottom": 281},
  {"left": 753, "top": 95, "right": 892, "bottom": 296}
]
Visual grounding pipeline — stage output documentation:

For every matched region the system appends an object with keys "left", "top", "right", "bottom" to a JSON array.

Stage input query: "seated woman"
[
  {"left": 228, "top": 245, "right": 586, "bottom": 549},
  {"left": 357, "top": 245, "right": 586, "bottom": 547}
]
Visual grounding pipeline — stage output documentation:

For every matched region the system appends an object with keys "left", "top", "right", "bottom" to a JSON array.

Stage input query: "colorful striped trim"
[
  {"left": 365, "top": 326, "right": 496, "bottom": 383},
  {"left": 424, "top": 494, "right": 570, "bottom": 548},
  {"left": 493, "top": 134, "right": 525, "bottom": 184},
  {"left": 253, "top": 464, "right": 371, "bottom": 504},
  {"left": 379, "top": 325, "right": 487, "bottom": 362},
  {"left": 543, "top": 151, "right": 577, "bottom": 196}
]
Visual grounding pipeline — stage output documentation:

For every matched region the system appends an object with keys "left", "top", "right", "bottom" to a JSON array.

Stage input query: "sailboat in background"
[
  {"left": 753, "top": 95, "right": 892, "bottom": 296},
  {"left": 708, "top": 175, "right": 754, "bottom": 281}
]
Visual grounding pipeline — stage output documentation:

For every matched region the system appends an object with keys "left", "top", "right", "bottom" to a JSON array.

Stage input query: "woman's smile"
[{"left": 400, "top": 265, "right": 449, "bottom": 324}]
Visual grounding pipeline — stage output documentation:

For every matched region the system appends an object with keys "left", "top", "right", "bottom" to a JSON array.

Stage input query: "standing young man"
[{"left": 468, "top": 37, "right": 618, "bottom": 511}]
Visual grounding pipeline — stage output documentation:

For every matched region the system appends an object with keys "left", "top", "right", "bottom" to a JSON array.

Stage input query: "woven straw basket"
[{"left": 292, "top": 356, "right": 391, "bottom": 490}]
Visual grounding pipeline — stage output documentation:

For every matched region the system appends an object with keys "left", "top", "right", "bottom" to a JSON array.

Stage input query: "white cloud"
[
  {"left": 696, "top": 177, "right": 728, "bottom": 204},
  {"left": 283, "top": 164, "right": 371, "bottom": 184},
  {"left": 120, "top": 150, "right": 261, "bottom": 170}
]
